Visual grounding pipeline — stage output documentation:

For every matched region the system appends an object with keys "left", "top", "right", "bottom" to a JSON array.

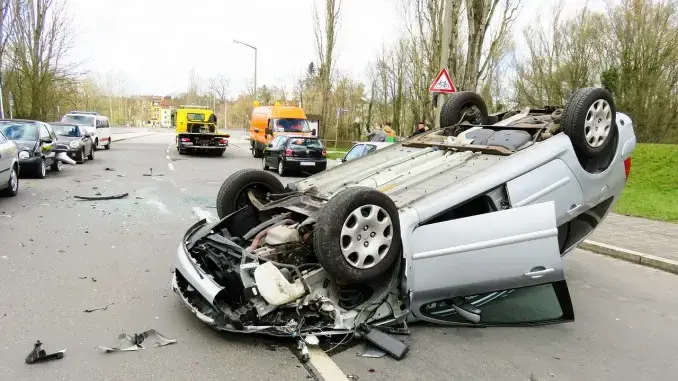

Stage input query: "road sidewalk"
[{"left": 582, "top": 213, "right": 678, "bottom": 274}]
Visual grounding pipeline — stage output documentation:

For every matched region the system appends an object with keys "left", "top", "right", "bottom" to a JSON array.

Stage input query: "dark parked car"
[
  {"left": 261, "top": 136, "right": 327, "bottom": 176},
  {"left": 0, "top": 130, "right": 19, "bottom": 196},
  {"left": 0, "top": 119, "right": 61, "bottom": 178},
  {"left": 50, "top": 122, "right": 94, "bottom": 163}
]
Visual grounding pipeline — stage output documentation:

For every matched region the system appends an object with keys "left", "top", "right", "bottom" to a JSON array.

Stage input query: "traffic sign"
[{"left": 429, "top": 68, "right": 456, "bottom": 94}]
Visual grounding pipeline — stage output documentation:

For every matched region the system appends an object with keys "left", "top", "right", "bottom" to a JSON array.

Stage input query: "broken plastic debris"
[
  {"left": 104, "top": 167, "right": 115, "bottom": 171},
  {"left": 84, "top": 304, "right": 109, "bottom": 313},
  {"left": 99, "top": 329, "right": 176, "bottom": 353},
  {"left": 74, "top": 193, "right": 129, "bottom": 201},
  {"left": 303, "top": 335, "right": 319, "bottom": 346},
  {"left": 25, "top": 340, "right": 66, "bottom": 364}
]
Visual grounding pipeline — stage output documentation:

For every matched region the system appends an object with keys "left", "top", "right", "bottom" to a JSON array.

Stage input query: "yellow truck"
[{"left": 173, "top": 105, "right": 230, "bottom": 156}]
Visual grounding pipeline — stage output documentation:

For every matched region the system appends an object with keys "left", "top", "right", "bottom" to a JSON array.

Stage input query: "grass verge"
[{"left": 614, "top": 143, "right": 678, "bottom": 222}]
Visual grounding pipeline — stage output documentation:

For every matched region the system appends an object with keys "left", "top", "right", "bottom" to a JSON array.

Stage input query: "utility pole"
[{"left": 435, "top": 0, "right": 453, "bottom": 129}]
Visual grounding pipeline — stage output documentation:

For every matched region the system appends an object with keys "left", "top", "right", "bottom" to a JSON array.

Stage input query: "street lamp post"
[{"left": 233, "top": 40, "right": 258, "bottom": 101}]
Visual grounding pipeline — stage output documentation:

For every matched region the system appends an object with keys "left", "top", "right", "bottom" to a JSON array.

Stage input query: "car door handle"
[
  {"left": 523, "top": 268, "right": 555, "bottom": 279},
  {"left": 567, "top": 204, "right": 581, "bottom": 215}
]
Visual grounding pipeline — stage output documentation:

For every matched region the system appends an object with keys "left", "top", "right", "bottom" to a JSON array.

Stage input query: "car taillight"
[
  {"left": 180, "top": 137, "right": 191, "bottom": 142},
  {"left": 219, "top": 138, "right": 228, "bottom": 144},
  {"left": 285, "top": 149, "right": 293, "bottom": 157},
  {"left": 624, "top": 157, "right": 632, "bottom": 181},
  {"left": 321, "top": 149, "right": 327, "bottom": 157}
]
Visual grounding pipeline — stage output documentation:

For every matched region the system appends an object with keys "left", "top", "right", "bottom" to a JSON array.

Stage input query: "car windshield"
[
  {"left": 273, "top": 118, "right": 311, "bottom": 133},
  {"left": 288, "top": 138, "right": 323, "bottom": 149},
  {"left": 0, "top": 122, "right": 38, "bottom": 141},
  {"left": 53, "top": 124, "right": 81, "bottom": 137},
  {"left": 61, "top": 114, "right": 95, "bottom": 126}
]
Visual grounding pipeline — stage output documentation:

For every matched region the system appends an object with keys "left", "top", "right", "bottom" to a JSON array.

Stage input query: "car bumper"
[
  {"left": 179, "top": 144, "right": 227, "bottom": 150},
  {"left": 282, "top": 159, "right": 327, "bottom": 172}
]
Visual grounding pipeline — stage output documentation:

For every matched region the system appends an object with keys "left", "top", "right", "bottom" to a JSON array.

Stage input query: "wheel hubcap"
[
  {"left": 41, "top": 161, "right": 45, "bottom": 176},
  {"left": 340, "top": 204, "right": 393, "bottom": 269},
  {"left": 584, "top": 99, "right": 612, "bottom": 148},
  {"left": 57, "top": 161, "right": 62, "bottom": 170},
  {"left": 278, "top": 162, "right": 283, "bottom": 173}
]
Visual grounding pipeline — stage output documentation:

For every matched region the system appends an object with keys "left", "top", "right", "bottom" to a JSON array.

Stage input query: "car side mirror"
[
  {"left": 267, "top": 143, "right": 273, "bottom": 148},
  {"left": 265, "top": 129, "right": 272, "bottom": 135},
  {"left": 311, "top": 130, "right": 317, "bottom": 136},
  {"left": 41, "top": 137, "right": 53, "bottom": 144}
]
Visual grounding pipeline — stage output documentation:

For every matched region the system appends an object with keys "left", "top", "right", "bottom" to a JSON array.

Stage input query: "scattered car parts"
[
  {"left": 74, "top": 193, "right": 129, "bottom": 201},
  {"left": 99, "top": 329, "right": 176, "bottom": 353},
  {"left": 25, "top": 340, "right": 66, "bottom": 364}
]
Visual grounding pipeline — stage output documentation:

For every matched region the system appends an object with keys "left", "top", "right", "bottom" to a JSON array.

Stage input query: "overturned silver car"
[{"left": 172, "top": 87, "right": 636, "bottom": 339}]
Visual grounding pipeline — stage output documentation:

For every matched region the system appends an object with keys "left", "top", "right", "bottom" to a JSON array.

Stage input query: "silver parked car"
[
  {"left": 171, "top": 87, "right": 636, "bottom": 338},
  {"left": 0, "top": 129, "right": 19, "bottom": 197}
]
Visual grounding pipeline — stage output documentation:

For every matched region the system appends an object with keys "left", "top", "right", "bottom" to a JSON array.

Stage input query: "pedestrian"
[
  {"left": 365, "top": 125, "right": 387, "bottom": 142},
  {"left": 384, "top": 123, "right": 397, "bottom": 143},
  {"left": 411, "top": 121, "right": 427, "bottom": 137}
]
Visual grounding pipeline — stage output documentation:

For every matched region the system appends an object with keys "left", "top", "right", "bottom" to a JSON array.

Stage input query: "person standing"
[{"left": 411, "top": 121, "right": 427, "bottom": 136}]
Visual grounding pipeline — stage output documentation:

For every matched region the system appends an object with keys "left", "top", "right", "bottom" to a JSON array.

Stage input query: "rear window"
[
  {"left": 187, "top": 113, "right": 205, "bottom": 122},
  {"left": 288, "top": 138, "right": 323, "bottom": 149},
  {"left": 62, "top": 114, "right": 95, "bottom": 126}
]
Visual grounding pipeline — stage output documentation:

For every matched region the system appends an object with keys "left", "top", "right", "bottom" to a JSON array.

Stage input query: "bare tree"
[
  {"left": 313, "top": 0, "right": 342, "bottom": 135},
  {"left": 0, "top": 0, "right": 18, "bottom": 117}
]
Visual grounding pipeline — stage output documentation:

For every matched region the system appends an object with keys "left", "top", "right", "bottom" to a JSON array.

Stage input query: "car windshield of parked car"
[
  {"left": 273, "top": 118, "right": 311, "bottom": 133},
  {"left": 0, "top": 122, "right": 38, "bottom": 141},
  {"left": 61, "top": 114, "right": 95, "bottom": 126},
  {"left": 288, "top": 138, "right": 323, "bottom": 149},
  {"left": 53, "top": 124, "right": 81, "bottom": 137}
]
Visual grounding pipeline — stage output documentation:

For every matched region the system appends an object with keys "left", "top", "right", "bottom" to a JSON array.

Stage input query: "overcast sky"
[{"left": 67, "top": 0, "right": 607, "bottom": 97}]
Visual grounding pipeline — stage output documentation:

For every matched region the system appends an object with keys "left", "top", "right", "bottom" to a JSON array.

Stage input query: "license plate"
[{"left": 300, "top": 162, "right": 315, "bottom": 167}]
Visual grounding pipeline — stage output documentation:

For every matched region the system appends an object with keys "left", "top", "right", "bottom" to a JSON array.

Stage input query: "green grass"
[
  {"left": 326, "top": 150, "right": 348, "bottom": 160},
  {"left": 614, "top": 143, "right": 678, "bottom": 222}
]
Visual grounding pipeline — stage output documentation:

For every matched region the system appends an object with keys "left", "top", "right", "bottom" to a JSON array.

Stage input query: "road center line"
[
  {"left": 168, "top": 162, "right": 175, "bottom": 171},
  {"left": 307, "top": 347, "right": 347, "bottom": 381}
]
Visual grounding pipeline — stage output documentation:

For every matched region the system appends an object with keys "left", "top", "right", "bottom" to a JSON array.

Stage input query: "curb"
[
  {"left": 111, "top": 132, "right": 159, "bottom": 143},
  {"left": 580, "top": 240, "right": 678, "bottom": 275}
]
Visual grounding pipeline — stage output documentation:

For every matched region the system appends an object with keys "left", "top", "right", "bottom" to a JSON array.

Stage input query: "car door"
[
  {"left": 274, "top": 136, "right": 289, "bottom": 166},
  {"left": 82, "top": 126, "right": 93, "bottom": 153},
  {"left": 409, "top": 201, "right": 574, "bottom": 326},
  {"left": 265, "top": 136, "right": 281, "bottom": 167},
  {"left": 0, "top": 131, "right": 12, "bottom": 184},
  {"left": 97, "top": 117, "right": 111, "bottom": 147},
  {"left": 38, "top": 123, "right": 55, "bottom": 165}
]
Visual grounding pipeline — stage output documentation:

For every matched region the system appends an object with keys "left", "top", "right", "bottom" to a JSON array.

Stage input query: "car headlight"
[
  {"left": 18, "top": 150, "right": 30, "bottom": 159},
  {"left": 69, "top": 140, "right": 80, "bottom": 148}
]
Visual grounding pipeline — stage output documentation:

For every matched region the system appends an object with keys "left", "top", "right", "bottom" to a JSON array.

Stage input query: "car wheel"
[
  {"left": 79, "top": 148, "right": 87, "bottom": 163},
  {"left": 252, "top": 144, "right": 263, "bottom": 158},
  {"left": 104, "top": 139, "right": 111, "bottom": 150},
  {"left": 277, "top": 160, "right": 286, "bottom": 177},
  {"left": 262, "top": 157, "right": 269, "bottom": 170},
  {"left": 50, "top": 160, "right": 62, "bottom": 172},
  {"left": 440, "top": 91, "right": 490, "bottom": 128},
  {"left": 313, "top": 187, "right": 401, "bottom": 284},
  {"left": 561, "top": 87, "right": 617, "bottom": 158},
  {"left": 36, "top": 158, "right": 46, "bottom": 179},
  {"left": 94, "top": 139, "right": 99, "bottom": 150},
  {"left": 216, "top": 169, "right": 285, "bottom": 219},
  {"left": 88, "top": 146, "right": 94, "bottom": 160},
  {"left": 1, "top": 165, "right": 19, "bottom": 197}
]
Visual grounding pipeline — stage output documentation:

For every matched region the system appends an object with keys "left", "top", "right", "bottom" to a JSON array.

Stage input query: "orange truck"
[{"left": 249, "top": 104, "right": 317, "bottom": 157}]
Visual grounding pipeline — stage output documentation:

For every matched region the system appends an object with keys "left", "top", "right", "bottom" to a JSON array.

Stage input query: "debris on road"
[
  {"left": 104, "top": 167, "right": 115, "bottom": 171},
  {"left": 143, "top": 167, "right": 164, "bottom": 177},
  {"left": 25, "top": 340, "right": 66, "bottom": 364},
  {"left": 78, "top": 276, "right": 88, "bottom": 279},
  {"left": 74, "top": 193, "right": 129, "bottom": 201},
  {"left": 117, "top": 174, "right": 126, "bottom": 177},
  {"left": 99, "top": 329, "right": 176, "bottom": 353},
  {"left": 83, "top": 304, "right": 110, "bottom": 313}
]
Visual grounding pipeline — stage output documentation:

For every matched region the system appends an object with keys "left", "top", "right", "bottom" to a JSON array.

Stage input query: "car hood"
[
  {"left": 56, "top": 136, "right": 80, "bottom": 143},
  {"left": 13, "top": 140, "right": 37, "bottom": 151}
]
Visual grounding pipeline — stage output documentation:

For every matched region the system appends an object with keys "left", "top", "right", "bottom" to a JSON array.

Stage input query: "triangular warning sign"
[{"left": 429, "top": 68, "right": 456, "bottom": 94}]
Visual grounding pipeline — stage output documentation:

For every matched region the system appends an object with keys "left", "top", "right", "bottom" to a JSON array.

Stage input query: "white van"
[{"left": 60, "top": 111, "right": 112, "bottom": 150}]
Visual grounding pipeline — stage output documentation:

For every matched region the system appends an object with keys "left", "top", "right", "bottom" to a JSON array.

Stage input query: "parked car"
[
  {"left": 60, "top": 111, "right": 112, "bottom": 150},
  {"left": 261, "top": 136, "right": 327, "bottom": 176},
  {"left": 0, "top": 129, "right": 19, "bottom": 196},
  {"left": 0, "top": 120, "right": 62, "bottom": 178},
  {"left": 339, "top": 141, "right": 393, "bottom": 163},
  {"left": 50, "top": 122, "right": 94, "bottom": 164},
  {"left": 172, "top": 87, "right": 635, "bottom": 339}
]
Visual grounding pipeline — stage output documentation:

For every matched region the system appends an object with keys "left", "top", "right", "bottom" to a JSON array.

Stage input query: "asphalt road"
[{"left": 1, "top": 131, "right": 676, "bottom": 381}]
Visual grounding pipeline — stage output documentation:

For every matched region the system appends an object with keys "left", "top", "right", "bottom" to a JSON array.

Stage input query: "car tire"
[
  {"left": 104, "top": 139, "right": 111, "bottom": 150},
  {"left": 277, "top": 160, "right": 286, "bottom": 177},
  {"left": 35, "top": 158, "right": 46, "bottom": 179},
  {"left": 94, "top": 139, "right": 99, "bottom": 150},
  {"left": 77, "top": 148, "right": 86, "bottom": 164},
  {"left": 440, "top": 91, "right": 490, "bottom": 128},
  {"left": 50, "top": 160, "right": 62, "bottom": 172},
  {"left": 262, "top": 157, "right": 269, "bottom": 170},
  {"left": 1, "top": 165, "right": 19, "bottom": 197},
  {"left": 313, "top": 187, "right": 401, "bottom": 284},
  {"left": 216, "top": 169, "right": 285, "bottom": 219},
  {"left": 252, "top": 143, "right": 263, "bottom": 158},
  {"left": 561, "top": 87, "right": 617, "bottom": 158},
  {"left": 88, "top": 146, "right": 95, "bottom": 160}
]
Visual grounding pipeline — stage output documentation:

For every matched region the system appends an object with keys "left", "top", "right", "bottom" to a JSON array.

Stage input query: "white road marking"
[
  {"left": 168, "top": 163, "right": 175, "bottom": 171},
  {"left": 165, "top": 154, "right": 170, "bottom": 160},
  {"left": 192, "top": 207, "right": 217, "bottom": 223},
  {"left": 307, "top": 347, "right": 347, "bottom": 381}
]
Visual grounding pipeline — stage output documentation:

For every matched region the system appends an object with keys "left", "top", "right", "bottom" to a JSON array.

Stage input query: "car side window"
[
  {"left": 39, "top": 124, "right": 50, "bottom": 139},
  {"left": 344, "top": 144, "right": 365, "bottom": 161},
  {"left": 0, "top": 131, "right": 6, "bottom": 143},
  {"left": 364, "top": 144, "right": 377, "bottom": 156},
  {"left": 96, "top": 119, "right": 102, "bottom": 128},
  {"left": 269, "top": 136, "right": 281, "bottom": 148},
  {"left": 105, "top": 120, "right": 109, "bottom": 128},
  {"left": 45, "top": 123, "right": 57, "bottom": 140},
  {"left": 277, "top": 137, "right": 288, "bottom": 149}
]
